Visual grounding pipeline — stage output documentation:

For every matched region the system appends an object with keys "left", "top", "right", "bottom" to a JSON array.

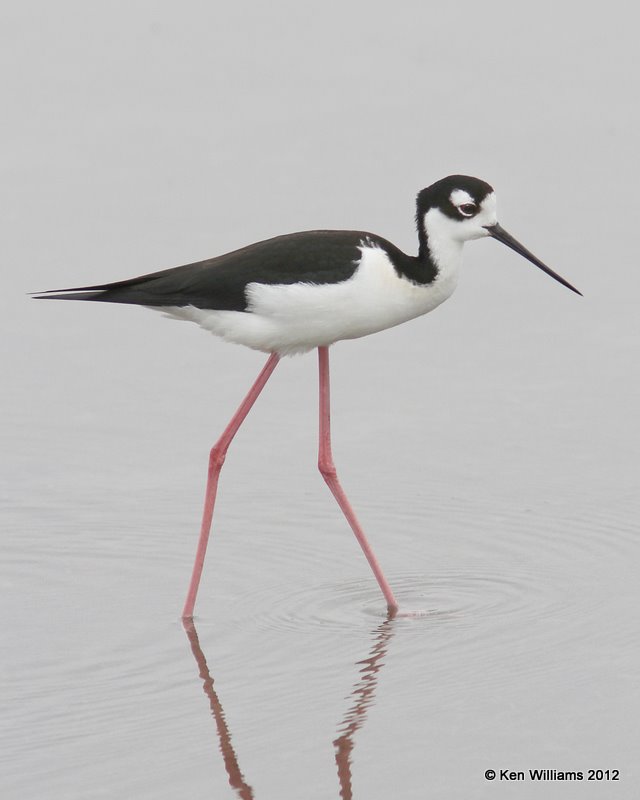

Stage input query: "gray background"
[{"left": 2, "top": 1, "right": 639, "bottom": 798}]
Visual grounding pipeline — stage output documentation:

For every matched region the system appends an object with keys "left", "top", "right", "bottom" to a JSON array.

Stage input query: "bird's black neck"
[
  {"left": 403, "top": 221, "right": 438, "bottom": 285},
  {"left": 417, "top": 223, "right": 430, "bottom": 263}
]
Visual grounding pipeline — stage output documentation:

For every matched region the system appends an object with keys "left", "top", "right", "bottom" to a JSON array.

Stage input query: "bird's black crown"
[{"left": 416, "top": 175, "right": 494, "bottom": 224}]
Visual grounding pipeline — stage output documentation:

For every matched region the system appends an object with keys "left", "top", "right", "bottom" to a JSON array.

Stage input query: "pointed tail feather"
[
  {"left": 31, "top": 274, "right": 169, "bottom": 305},
  {"left": 32, "top": 287, "right": 111, "bottom": 301}
]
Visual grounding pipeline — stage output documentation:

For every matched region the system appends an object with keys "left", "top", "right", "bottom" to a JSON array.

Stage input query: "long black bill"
[{"left": 485, "top": 223, "right": 582, "bottom": 296}]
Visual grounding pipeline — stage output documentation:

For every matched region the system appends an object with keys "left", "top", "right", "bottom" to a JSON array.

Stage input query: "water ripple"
[{"left": 222, "top": 566, "right": 562, "bottom": 636}]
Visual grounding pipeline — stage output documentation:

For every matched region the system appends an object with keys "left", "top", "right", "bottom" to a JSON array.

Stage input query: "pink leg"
[
  {"left": 317, "top": 346, "right": 399, "bottom": 614},
  {"left": 182, "top": 353, "right": 280, "bottom": 619}
]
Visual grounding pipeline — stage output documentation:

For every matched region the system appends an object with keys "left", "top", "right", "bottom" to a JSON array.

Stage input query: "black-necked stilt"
[{"left": 35, "top": 175, "right": 581, "bottom": 617}]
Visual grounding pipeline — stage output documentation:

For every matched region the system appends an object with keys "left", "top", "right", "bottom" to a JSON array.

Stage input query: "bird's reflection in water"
[
  {"left": 333, "top": 617, "right": 395, "bottom": 799},
  {"left": 183, "top": 620, "right": 254, "bottom": 799},
  {"left": 182, "top": 615, "right": 396, "bottom": 799}
]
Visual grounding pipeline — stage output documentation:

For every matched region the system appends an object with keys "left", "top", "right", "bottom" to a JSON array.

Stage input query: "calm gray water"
[{"left": 2, "top": 2, "right": 639, "bottom": 798}]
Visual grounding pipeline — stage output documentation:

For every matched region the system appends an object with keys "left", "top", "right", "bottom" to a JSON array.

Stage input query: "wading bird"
[{"left": 35, "top": 175, "right": 580, "bottom": 617}]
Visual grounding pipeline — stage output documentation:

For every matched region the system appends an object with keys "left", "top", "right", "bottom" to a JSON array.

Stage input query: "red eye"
[{"left": 459, "top": 203, "right": 477, "bottom": 217}]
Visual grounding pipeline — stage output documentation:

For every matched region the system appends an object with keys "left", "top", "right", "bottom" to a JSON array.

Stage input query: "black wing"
[{"left": 33, "top": 230, "right": 391, "bottom": 312}]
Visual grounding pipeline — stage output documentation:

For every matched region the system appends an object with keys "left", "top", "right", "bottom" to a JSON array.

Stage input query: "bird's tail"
[
  {"left": 31, "top": 271, "right": 167, "bottom": 305},
  {"left": 31, "top": 285, "right": 111, "bottom": 302}
]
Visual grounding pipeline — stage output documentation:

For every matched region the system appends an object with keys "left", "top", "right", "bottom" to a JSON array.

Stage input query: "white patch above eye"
[{"left": 449, "top": 189, "right": 474, "bottom": 207}]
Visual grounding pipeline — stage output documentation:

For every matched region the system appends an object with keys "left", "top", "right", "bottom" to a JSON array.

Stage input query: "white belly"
[{"left": 159, "top": 243, "right": 460, "bottom": 355}]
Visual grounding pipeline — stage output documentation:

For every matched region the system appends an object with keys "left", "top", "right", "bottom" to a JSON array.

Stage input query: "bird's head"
[{"left": 416, "top": 175, "right": 581, "bottom": 295}]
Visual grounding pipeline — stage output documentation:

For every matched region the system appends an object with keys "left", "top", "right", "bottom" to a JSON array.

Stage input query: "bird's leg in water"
[
  {"left": 317, "top": 346, "right": 398, "bottom": 614},
  {"left": 182, "top": 353, "right": 280, "bottom": 618}
]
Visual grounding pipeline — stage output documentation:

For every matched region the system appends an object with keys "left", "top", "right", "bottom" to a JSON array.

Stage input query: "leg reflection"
[
  {"left": 333, "top": 617, "right": 396, "bottom": 800},
  {"left": 182, "top": 620, "right": 254, "bottom": 799},
  {"left": 184, "top": 616, "right": 396, "bottom": 800}
]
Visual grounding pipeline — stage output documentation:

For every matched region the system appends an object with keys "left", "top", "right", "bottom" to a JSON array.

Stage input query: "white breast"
[{"left": 159, "top": 242, "right": 461, "bottom": 355}]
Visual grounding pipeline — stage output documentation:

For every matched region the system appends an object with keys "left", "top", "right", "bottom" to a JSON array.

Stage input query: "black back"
[
  {"left": 36, "top": 178, "right": 498, "bottom": 310},
  {"left": 36, "top": 229, "right": 432, "bottom": 311}
]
